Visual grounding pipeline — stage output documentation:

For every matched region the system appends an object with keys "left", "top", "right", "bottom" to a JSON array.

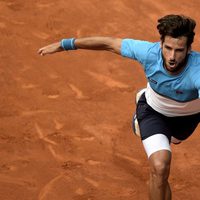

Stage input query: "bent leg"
[{"left": 171, "top": 136, "right": 181, "bottom": 144}]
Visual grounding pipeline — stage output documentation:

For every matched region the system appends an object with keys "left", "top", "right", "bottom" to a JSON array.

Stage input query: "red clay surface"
[{"left": 1, "top": 0, "right": 200, "bottom": 199}]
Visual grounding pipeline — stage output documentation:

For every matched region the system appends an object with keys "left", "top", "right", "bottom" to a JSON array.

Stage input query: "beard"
[{"left": 162, "top": 54, "right": 188, "bottom": 74}]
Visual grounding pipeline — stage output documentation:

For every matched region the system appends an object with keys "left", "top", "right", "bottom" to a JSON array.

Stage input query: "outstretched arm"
[{"left": 38, "top": 37, "right": 122, "bottom": 56}]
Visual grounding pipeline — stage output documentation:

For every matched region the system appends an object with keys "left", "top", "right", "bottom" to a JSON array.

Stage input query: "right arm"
[{"left": 38, "top": 37, "right": 122, "bottom": 56}]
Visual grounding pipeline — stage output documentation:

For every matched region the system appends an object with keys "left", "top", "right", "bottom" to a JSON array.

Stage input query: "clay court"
[{"left": 1, "top": 0, "right": 200, "bottom": 199}]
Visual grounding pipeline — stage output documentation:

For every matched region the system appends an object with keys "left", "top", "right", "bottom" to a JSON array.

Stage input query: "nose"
[{"left": 169, "top": 50, "right": 175, "bottom": 61}]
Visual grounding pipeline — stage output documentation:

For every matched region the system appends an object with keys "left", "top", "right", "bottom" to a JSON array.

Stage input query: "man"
[{"left": 38, "top": 14, "right": 200, "bottom": 200}]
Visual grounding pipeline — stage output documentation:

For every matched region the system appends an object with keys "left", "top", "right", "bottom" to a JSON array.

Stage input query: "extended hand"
[{"left": 38, "top": 42, "right": 63, "bottom": 56}]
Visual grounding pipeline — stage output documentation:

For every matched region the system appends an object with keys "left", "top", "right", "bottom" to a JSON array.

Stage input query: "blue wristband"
[{"left": 61, "top": 38, "right": 77, "bottom": 50}]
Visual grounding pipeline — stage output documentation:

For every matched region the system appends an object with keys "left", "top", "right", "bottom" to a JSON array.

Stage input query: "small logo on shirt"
[
  {"left": 176, "top": 90, "right": 183, "bottom": 94},
  {"left": 148, "top": 78, "right": 157, "bottom": 84}
]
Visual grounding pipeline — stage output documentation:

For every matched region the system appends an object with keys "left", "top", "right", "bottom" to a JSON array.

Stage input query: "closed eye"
[
  {"left": 176, "top": 48, "right": 185, "bottom": 52},
  {"left": 164, "top": 45, "right": 172, "bottom": 50}
]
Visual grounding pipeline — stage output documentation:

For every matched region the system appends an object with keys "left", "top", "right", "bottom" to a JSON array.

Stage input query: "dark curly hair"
[{"left": 157, "top": 14, "right": 196, "bottom": 47}]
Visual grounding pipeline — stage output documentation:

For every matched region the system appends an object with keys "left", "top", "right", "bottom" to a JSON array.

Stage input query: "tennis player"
[{"left": 38, "top": 14, "right": 200, "bottom": 200}]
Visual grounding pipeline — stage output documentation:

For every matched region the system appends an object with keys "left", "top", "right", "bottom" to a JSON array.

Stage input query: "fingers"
[
  {"left": 38, "top": 42, "right": 62, "bottom": 56},
  {"left": 37, "top": 48, "right": 46, "bottom": 56},
  {"left": 37, "top": 44, "right": 53, "bottom": 56},
  {"left": 37, "top": 48, "right": 43, "bottom": 56}
]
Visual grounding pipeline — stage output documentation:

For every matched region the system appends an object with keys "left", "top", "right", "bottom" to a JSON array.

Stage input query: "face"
[{"left": 161, "top": 36, "right": 190, "bottom": 74}]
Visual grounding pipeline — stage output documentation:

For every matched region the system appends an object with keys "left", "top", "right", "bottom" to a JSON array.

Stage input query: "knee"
[{"left": 150, "top": 160, "right": 170, "bottom": 181}]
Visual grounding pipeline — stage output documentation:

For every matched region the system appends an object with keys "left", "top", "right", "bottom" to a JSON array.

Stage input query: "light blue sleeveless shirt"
[{"left": 121, "top": 39, "right": 200, "bottom": 102}]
